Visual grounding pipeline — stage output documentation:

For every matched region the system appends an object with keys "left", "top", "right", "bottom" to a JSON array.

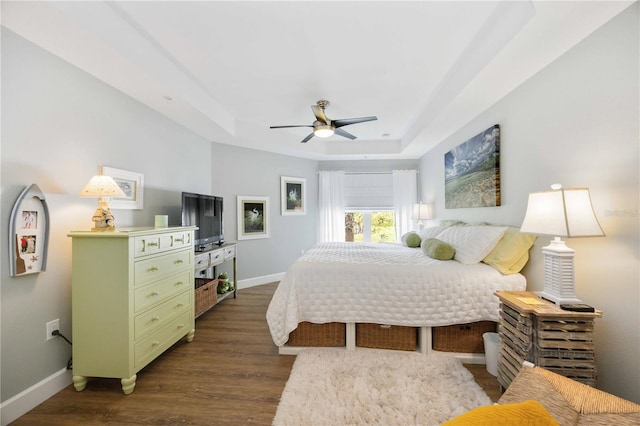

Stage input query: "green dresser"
[{"left": 68, "top": 226, "right": 196, "bottom": 394}]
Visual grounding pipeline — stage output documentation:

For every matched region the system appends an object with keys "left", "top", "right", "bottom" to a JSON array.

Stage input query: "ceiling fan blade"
[
  {"left": 334, "top": 128, "right": 357, "bottom": 140},
  {"left": 333, "top": 116, "right": 378, "bottom": 128},
  {"left": 270, "top": 124, "right": 313, "bottom": 129},
  {"left": 300, "top": 133, "right": 315, "bottom": 143},
  {"left": 311, "top": 105, "right": 329, "bottom": 124}
]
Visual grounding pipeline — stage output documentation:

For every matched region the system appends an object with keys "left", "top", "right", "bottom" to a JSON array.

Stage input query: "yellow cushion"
[
  {"left": 483, "top": 227, "right": 536, "bottom": 274},
  {"left": 442, "top": 400, "right": 559, "bottom": 426}
]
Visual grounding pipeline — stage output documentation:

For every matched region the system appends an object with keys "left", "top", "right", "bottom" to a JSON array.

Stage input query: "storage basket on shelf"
[
  {"left": 432, "top": 321, "right": 497, "bottom": 353},
  {"left": 356, "top": 323, "right": 418, "bottom": 351},
  {"left": 287, "top": 322, "right": 346, "bottom": 347},
  {"left": 194, "top": 279, "right": 217, "bottom": 318}
]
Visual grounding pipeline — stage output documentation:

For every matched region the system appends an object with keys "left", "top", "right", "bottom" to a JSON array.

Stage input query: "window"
[{"left": 345, "top": 211, "right": 396, "bottom": 243}]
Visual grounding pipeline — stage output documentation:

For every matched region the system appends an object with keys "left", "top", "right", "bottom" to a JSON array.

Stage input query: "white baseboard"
[
  {"left": 1, "top": 368, "right": 72, "bottom": 426},
  {"left": 237, "top": 272, "right": 285, "bottom": 289},
  {"left": 0, "top": 273, "right": 284, "bottom": 425}
]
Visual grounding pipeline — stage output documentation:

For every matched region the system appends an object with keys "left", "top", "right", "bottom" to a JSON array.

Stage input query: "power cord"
[{"left": 52, "top": 330, "right": 73, "bottom": 370}]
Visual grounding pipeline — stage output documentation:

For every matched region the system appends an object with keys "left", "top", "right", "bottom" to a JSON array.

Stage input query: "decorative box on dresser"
[
  {"left": 68, "top": 226, "right": 197, "bottom": 394},
  {"left": 495, "top": 291, "right": 602, "bottom": 390}
]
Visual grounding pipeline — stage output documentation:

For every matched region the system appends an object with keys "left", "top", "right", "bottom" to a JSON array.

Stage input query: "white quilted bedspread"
[{"left": 266, "top": 242, "right": 526, "bottom": 346}]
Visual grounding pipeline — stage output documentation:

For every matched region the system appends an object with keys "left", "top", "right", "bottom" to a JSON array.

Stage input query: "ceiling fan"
[{"left": 270, "top": 100, "right": 377, "bottom": 143}]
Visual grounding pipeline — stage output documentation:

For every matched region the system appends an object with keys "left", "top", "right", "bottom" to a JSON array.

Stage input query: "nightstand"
[{"left": 494, "top": 291, "right": 602, "bottom": 389}]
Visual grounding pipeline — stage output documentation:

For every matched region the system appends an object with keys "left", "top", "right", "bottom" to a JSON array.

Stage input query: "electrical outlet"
[{"left": 46, "top": 319, "right": 60, "bottom": 341}]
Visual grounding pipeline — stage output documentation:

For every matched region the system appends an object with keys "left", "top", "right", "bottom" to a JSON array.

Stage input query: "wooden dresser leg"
[
  {"left": 187, "top": 328, "right": 195, "bottom": 342},
  {"left": 72, "top": 375, "right": 88, "bottom": 392},
  {"left": 121, "top": 375, "right": 137, "bottom": 395}
]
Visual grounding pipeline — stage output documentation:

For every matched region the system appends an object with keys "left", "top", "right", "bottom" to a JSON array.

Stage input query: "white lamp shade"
[
  {"left": 520, "top": 187, "right": 604, "bottom": 237},
  {"left": 412, "top": 203, "right": 431, "bottom": 220},
  {"left": 80, "top": 175, "right": 126, "bottom": 198}
]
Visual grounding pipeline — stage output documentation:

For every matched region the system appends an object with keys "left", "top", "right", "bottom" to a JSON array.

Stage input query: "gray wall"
[
  {"left": 210, "top": 142, "right": 318, "bottom": 280},
  {"left": 418, "top": 4, "right": 639, "bottom": 402},
  {"left": 0, "top": 28, "right": 318, "bottom": 404}
]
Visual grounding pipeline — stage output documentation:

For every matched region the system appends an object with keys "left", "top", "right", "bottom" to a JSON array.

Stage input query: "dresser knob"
[
  {"left": 174, "top": 259, "right": 184, "bottom": 264},
  {"left": 150, "top": 291, "right": 160, "bottom": 297},
  {"left": 152, "top": 340, "right": 160, "bottom": 347},
  {"left": 148, "top": 266, "right": 159, "bottom": 272},
  {"left": 151, "top": 316, "right": 160, "bottom": 322}
]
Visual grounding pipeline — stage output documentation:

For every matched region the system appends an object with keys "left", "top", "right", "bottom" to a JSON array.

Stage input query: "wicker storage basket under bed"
[
  {"left": 287, "top": 322, "right": 346, "bottom": 347},
  {"left": 356, "top": 323, "right": 418, "bottom": 351},
  {"left": 432, "top": 321, "right": 497, "bottom": 353}
]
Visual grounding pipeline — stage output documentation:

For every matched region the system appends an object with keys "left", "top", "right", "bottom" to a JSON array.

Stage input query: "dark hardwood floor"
[{"left": 12, "top": 283, "right": 501, "bottom": 425}]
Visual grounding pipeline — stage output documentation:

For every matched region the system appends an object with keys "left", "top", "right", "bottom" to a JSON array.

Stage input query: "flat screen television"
[{"left": 181, "top": 192, "right": 224, "bottom": 251}]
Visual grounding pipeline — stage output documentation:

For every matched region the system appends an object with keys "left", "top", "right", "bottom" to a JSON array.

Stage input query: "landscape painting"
[{"left": 444, "top": 124, "right": 500, "bottom": 208}]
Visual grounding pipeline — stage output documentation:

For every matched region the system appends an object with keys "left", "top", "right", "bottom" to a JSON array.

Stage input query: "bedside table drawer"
[
  {"left": 134, "top": 310, "right": 192, "bottom": 371},
  {"left": 134, "top": 270, "right": 192, "bottom": 313},
  {"left": 134, "top": 291, "right": 192, "bottom": 340},
  {"left": 134, "top": 249, "right": 191, "bottom": 287}
]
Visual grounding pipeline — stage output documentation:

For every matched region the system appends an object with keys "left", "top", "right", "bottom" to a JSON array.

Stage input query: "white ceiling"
[{"left": 2, "top": 1, "right": 633, "bottom": 160}]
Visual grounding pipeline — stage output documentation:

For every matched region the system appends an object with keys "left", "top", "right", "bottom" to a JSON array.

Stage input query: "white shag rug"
[{"left": 273, "top": 348, "right": 491, "bottom": 426}]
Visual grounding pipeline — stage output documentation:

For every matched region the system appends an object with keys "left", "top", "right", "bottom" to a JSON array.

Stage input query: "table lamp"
[
  {"left": 412, "top": 202, "right": 431, "bottom": 231},
  {"left": 80, "top": 175, "right": 126, "bottom": 231},
  {"left": 520, "top": 184, "right": 605, "bottom": 304}
]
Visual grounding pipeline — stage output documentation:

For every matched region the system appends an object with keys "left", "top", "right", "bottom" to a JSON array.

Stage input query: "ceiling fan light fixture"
[{"left": 314, "top": 124, "right": 334, "bottom": 138}]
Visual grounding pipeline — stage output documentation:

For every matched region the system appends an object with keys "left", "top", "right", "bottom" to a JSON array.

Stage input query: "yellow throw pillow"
[
  {"left": 442, "top": 400, "right": 559, "bottom": 426},
  {"left": 483, "top": 227, "right": 536, "bottom": 274}
]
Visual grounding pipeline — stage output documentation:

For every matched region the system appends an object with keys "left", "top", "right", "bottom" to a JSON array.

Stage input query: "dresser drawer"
[
  {"left": 134, "top": 270, "right": 192, "bottom": 313},
  {"left": 133, "top": 231, "right": 192, "bottom": 257},
  {"left": 159, "top": 231, "right": 192, "bottom": 251},
  {"left": 134, "top": 291, "right": 192, "bottom": 340},
  {"left": 134, "top": 310, "right": 192, "bottom": 371},
  {"left": 134, "top": 249, "right": 191, "bottom": 287},
  {"left": 209, "top": 248, "right": 225, "bottom": 267},
  {"left": 224, "top": 245, "right": 236, "bottom": 260}
]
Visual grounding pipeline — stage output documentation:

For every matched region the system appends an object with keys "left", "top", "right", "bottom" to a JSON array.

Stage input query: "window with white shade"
[{"left": 344, "top": 173, "right": 396, "bottom": 243}]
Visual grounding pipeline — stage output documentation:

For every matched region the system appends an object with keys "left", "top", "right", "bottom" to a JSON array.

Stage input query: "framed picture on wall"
[
  {"left": 444, "top": 124, "right": 501, "bottom": 208},
  {"left": 281, "top": 176, "right": 306, "bottom": 215},
  {"left": 100, "top": 166, "right": 144, "bottom": 210},
  {"left": 237, "top": 195, "right": 270, "bottom": 240}
]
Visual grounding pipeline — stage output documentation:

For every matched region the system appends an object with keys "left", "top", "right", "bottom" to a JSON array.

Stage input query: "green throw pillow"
[
  {"left": 421, "top": 238, "right": 455, "bottom": 260},
  {"left": 401, "top": 232, "right": 421, "bottom": 248}
]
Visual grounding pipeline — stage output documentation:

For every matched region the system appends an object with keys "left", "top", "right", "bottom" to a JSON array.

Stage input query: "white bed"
[{"left": 267, "top": 231, "right": 528, "bottom": 351}]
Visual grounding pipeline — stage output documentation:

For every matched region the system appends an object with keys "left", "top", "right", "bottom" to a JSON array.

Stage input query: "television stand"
[{"left": 193, "top": 242, "right": 237, "bottom": 318}]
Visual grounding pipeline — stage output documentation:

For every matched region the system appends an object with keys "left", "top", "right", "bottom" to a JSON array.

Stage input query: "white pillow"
[
  {"left": 417, "top": 226, "right": 447, "bottom": 240},
  {"left": 436, "top": 226, "right": 507, "bottom": 264}
]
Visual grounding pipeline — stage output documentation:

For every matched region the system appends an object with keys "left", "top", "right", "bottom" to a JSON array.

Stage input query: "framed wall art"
[
  {"left": 444, "top": 124, "right": 500, "bottom": 209},
  {"left": 100, "top": 166, "right": 144, "bottom": 210},
  {"left": 9, "top": 184, "right": 50, "bottom": 276},
  {"left": 281, "top": 176, "right": 306, "bottom": 215},
  {"left": 237, "top": 195, "right": 270, "bottom": 240}
]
